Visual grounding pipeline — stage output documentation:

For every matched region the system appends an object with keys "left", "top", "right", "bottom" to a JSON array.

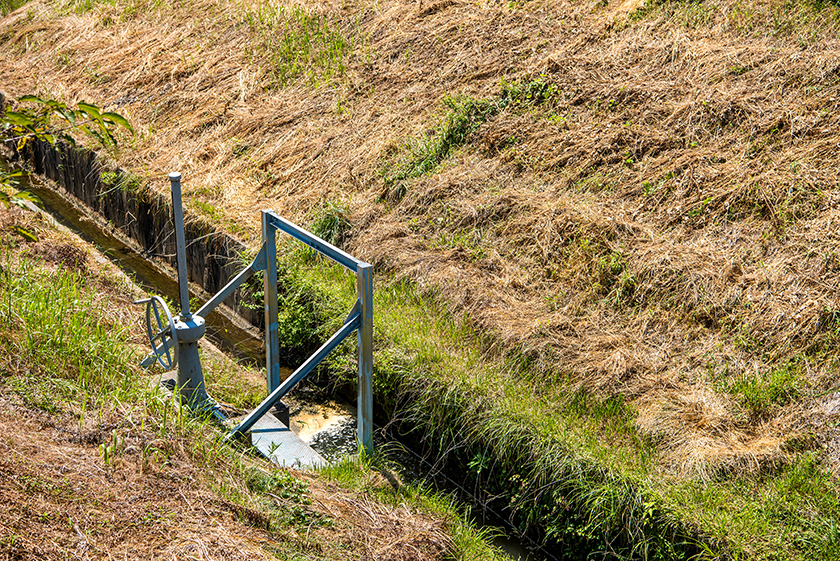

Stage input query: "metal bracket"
[
  {"left": 344, "top": 299, "right": 361, "bottom": 325},
  {"left": 251, "top": 243, "right": 267, "bottom": 272}
]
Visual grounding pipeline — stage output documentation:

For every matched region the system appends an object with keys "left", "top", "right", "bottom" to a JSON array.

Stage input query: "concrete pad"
[{"left": 247, "top": 412, "right": 326, "bottom": 469}]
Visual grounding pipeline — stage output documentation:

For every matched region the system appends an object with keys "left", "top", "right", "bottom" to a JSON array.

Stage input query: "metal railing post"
[
  {"left": 165, "top": 172, "right": 209, "bottom": 407},
  {"left": 262, "top": 210, "right": 281, "bottom": 392},
  {"left": 169, "top": 172, "right": 191, "bottom": 320},
  {"left": 356, "top": 263, "right": 373, "bottom": 454}
]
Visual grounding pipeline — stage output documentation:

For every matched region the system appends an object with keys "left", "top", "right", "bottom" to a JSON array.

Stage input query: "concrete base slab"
[
  {"left": 245, "top": 412, "right": 326, "bottom": 469},
  {"left": 150, "top": 372, "right": 322, "bottom": 467},
  {"left": 154, "top": 370, "right": 178, "bottom": 391}
]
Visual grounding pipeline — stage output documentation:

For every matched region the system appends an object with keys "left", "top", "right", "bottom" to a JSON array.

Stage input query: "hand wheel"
[{"left": 136, "top": 295, "right": 179, "bottom": 369}]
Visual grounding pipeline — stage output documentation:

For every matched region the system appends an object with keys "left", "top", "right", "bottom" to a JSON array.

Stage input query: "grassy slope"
[
  {"left": 4, "top": 0, "right": 840, "bottom": 557},
  {"left": 0, "top": 205, "right": 505, "bottom": 561}
]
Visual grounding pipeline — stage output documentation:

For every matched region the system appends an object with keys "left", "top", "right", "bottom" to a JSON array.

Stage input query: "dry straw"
[{"left": 3, "top": 0, "right": 840, "bottom": 477}]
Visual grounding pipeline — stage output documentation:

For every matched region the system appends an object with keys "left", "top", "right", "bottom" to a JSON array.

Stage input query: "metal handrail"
[
  {"left": 264, "top": 211, "right": 361, "bottom": 271},
  {"left": 139, "top": 172, "right": 373, "bottom": 455},
  {"left": 227, "top": 209, "right": 373, "bottom": 453}
]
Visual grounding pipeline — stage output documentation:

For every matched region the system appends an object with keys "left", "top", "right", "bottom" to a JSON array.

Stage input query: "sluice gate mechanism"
[{"left": 137, "top": 172, "right": 373, "bottom": 466}]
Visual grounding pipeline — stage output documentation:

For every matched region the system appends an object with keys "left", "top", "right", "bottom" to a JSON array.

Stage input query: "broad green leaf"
[
  {"left": 3, "top": 110, "right": 34, "bottom": 126},
  {"left": 54, "top": 107, "right": 75, "bottom": 126},
  {"left": 88, "top": 129, "right": 105, "bottom": 145},
  {"left": 93, "top": 120, "right": 117, "bottom": 146},
  {"left": 11, "top": 190, "right": 42, "bottom": 209},
  {"left": 102, "top": 112, "right": 134, "bottom": 133},
  {"left": 0, "top": 172, "right": 23, "bottom": 187},
  {"left": 77, "top": 102, "right": 102, "bottom": 121},
  {"left": 17, "top": 94, "right": 45, "bottom": 104}
]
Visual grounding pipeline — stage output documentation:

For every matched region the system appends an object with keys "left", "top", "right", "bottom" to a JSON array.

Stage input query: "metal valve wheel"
[{"left": 137, "top": 295, "right": 179, "bottom": 369}]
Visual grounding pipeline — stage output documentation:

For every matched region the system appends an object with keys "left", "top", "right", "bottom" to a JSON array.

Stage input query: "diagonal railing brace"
[{"left": 227, "top": 313, "right": 361, "bottom": 441}]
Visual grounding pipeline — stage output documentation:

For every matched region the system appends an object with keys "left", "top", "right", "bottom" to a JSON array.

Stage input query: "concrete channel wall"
[{"left": 25, "top": 140, "right": 263, "bottom": 328}]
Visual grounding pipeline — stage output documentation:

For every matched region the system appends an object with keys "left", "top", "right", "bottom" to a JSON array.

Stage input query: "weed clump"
[
  {"left": 243, "top": 4, "right": 352, "bottom": 87},
  {"left": 100, "top": 169, "right": 145, "bottom": 194},
  {"left": 382, "top": 95, "right": 498, "bottom": 192},
  {"left": 0, "top": 0, "right": 26, "bottom": 16},
  {"left": 309, "top": 200, "right": 351, "bottom": 247}
]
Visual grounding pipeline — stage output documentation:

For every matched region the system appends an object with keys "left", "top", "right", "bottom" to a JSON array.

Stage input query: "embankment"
[
  {"left": 6, "top": 0, "right": 840, "bottom": 556},
  {"left": 20, "top": 140, "right": 701, "bottom": 559}
]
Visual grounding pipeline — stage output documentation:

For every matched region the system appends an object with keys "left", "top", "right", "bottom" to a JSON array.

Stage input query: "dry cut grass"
[{"left": 4, "top": 0, "right": 840, "bottom": 483}]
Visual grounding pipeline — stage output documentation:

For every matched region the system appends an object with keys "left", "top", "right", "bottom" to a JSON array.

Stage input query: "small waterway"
[
  {"left": 26, "top": 181, "right": 265, "bottom": 363},
  {"left": 24, "top": 177, "right": 550, "bottom": 561}
]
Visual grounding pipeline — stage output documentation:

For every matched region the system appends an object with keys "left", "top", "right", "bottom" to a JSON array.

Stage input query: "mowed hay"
[
  {"left": 0, "top": 389, "right": 454, "bottom": 561},
  {"left": 0, "top": 389, "right": 275, "bottom": 560},
  {"left": 301, "top": 473, "right": 453, "bottom": 561},
  {"left": 4, "top": 0, "right": 840, "bottom": 478},
  {"left": 637, "top": 388, "right": 792, "bottom": 481}
]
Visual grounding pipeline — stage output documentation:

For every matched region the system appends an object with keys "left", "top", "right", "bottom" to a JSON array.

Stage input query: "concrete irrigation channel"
[{"left": 13, "top": 141, "right": 551, "bottom": 561}]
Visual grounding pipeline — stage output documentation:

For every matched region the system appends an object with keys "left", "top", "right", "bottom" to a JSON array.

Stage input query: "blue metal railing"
[
  {"left": 139, "top": 174, "right": 373, "bottom": 454},
  {"left": 223, "top": 210, "right": 374, "bottom": 453}
]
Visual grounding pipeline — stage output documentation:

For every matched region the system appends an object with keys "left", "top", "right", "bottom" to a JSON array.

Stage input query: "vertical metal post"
[
  {"left": 356, "top": 263, "right": 373, "bottom": 455},
  {"left": 167, "top": 172, "right": 208, "bottom": 407},
  {"left": 168, "top": 172, "right": 191, "bottom": 320},
  {"left": 262, "top": 211, "right": 281, "bottom": 393}
]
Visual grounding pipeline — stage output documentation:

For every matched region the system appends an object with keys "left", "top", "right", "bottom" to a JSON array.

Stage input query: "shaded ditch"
[
  {"left": 26, "top": 178, "right": 265, "bottom": 363},
  {"left": 24, "top": 140, "right": 263, "bottom": 322},
  {"left": 286, "top": 391, "right": 551, "bottom": 561}
]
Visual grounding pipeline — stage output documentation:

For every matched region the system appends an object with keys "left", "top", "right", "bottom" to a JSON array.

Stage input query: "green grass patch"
[
  {"left": 0, "top": 0, "right": 27, "bottom": 16},
  {"left": 714, "top": 359, "right": 806, "bottom": 419},
  {"left": 190, "top": 199, "right": 224, "bottom": 222},
  {"left": 309, "top": 200, "right": 352, "bottom": 247},
  {"left": 0, "top": 251, "right": 137, "bottom": 406},
  {"left": 499, "top": 76, "right": 559, "bottom": 108},
  {"left": 321, "top": 455, "right": 508, "bottom": 561},
  {"left": 379, "top": 78, "right": 563, "bottom": 197},
  {"left": 243, "top": 4, "right": 353, "bottom": 88},
  {"left": 200, "top": 349, "right": 266, "bottom": 410},
  {"left": 382, "top": 95, "right": 498, "bottom": 191},
  {"left": 628, "top": 0, "right": 840, "bottom": 47},
  {"left": 262, "top": 243, "right": 840, "bottom": 560},
  {"left": 100, "top": 169, "right": 145, "bottom": 194}
]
